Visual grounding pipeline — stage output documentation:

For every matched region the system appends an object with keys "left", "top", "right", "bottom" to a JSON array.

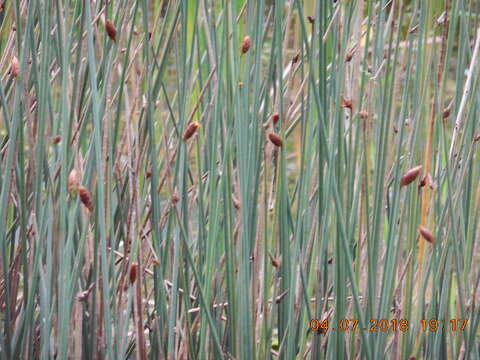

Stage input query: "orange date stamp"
[{"left": 309, "top": 318, "right": 467, "bottom": 333}]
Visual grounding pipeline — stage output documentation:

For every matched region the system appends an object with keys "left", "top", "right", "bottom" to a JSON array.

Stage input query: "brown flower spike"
[
  {"left": 345, "top": 47, "right": 356, "bottom": 62},
  {"left": 268, "top": 133, "right": 283, "bottom": 147},
  {"left": 241, "top": 36, "right": 251, "bottom": 54},
  {"left": 11, "top": 56, "right": 19, "bottom": 77},
  {"left": 442, "top": 106, "right": 451, "bottom": 119},
  {"left": 129, "top": 263, "right": 138, "bottom": 284},
  {"left": 53, "top": 135, "right": 61, "bottom": 144},
  {"left": 400, "top": 165, "right": 422, "bottom": 187},
  {"left": 78, "top": 186, "right": 93, "bottom": 212},
  {"left": 268, "top": 252, "right": 281, "bottom": 268},
  {"left": 419, "top": 226, "right": 435, "bottom": 244},
  {"left": 272, "top": 112, "right": 280, "bottom": 124},
  {"left": 183, "top": 121, "right": 201, "bottom": 141},
  {"left": 105, "top": 20, "right": 117, "bottom": 41},
  {"left": 341, "top": 96, "right": 353, "bottom": 110},
  {"left": 292, "top": 52, "right": 300, "bottom": 64}
]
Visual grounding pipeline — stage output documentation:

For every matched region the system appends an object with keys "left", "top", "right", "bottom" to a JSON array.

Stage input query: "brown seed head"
[
  {"left": 129, "top": 263, "right": 138, "bottom": 284},
  {"left": 268, "top": 252, "right": 281, "bottom": 268},
  {"left": 292, "top": 52, "right": 300, "bottom": 64},
  {"left": 419, "top": 226, "right": 435, "bottom": 244},
  {"left": 183, "top": 121, "right": 201, "bottom": 141},
  {"left": 307, "top": 16, "right": 315, "bottom": 24},
  {"left": 68, "top": 169, "right": 80, "bottom": 195},
  {"left": 105, "top": 19, "right": 117, "bottom": 41},
  {"left": 473, "top": 134, "right": 480, "bottom": 142},
  {"left": 442, "top": 106, "right": 451, "bottom": 119},
  {"left": 400, "top": 165, "right": 422, "bottom": 187},
  {"left": 345, "top": 48, "right": 356, "bottom": 62},
  {"left": 11, "top": 56, "right": 19, "bottom": 78},
  {"left": 53, "top": 135, "right": 61, "bottom": 145},
  {"left": 359, "top": 110, "right": 369, "bottom": 120},
  {"left": 268, "top": 132, "right": 283, "bottom": 147},
  {"left": 146, "top": 167, "right": 152, "bottom": 178},
  {"left": 241, "top": 35, "right": 251, "bottom": 54},
  {"left": 272, "top": 112, "right": 280, "bottom": 124},
  {"left": 341, "top": 96, "right": 353, "bottom": 110},
  {"left": 78, "top": 186, "right": 93, "bottom": 212}
]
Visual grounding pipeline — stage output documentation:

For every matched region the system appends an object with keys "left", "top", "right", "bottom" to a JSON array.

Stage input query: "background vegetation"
[{"left": 0, "top": 0, "right": 479, "bottom": 358}]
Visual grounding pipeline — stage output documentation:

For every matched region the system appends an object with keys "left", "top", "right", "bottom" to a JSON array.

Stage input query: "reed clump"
[{"left": 0, "top": 1, "right": 478, "bottom": 359}]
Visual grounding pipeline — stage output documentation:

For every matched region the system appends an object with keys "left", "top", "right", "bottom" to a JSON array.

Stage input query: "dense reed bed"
[{"left": 0, "top": 0, "right": 479, "bottom": 359}]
